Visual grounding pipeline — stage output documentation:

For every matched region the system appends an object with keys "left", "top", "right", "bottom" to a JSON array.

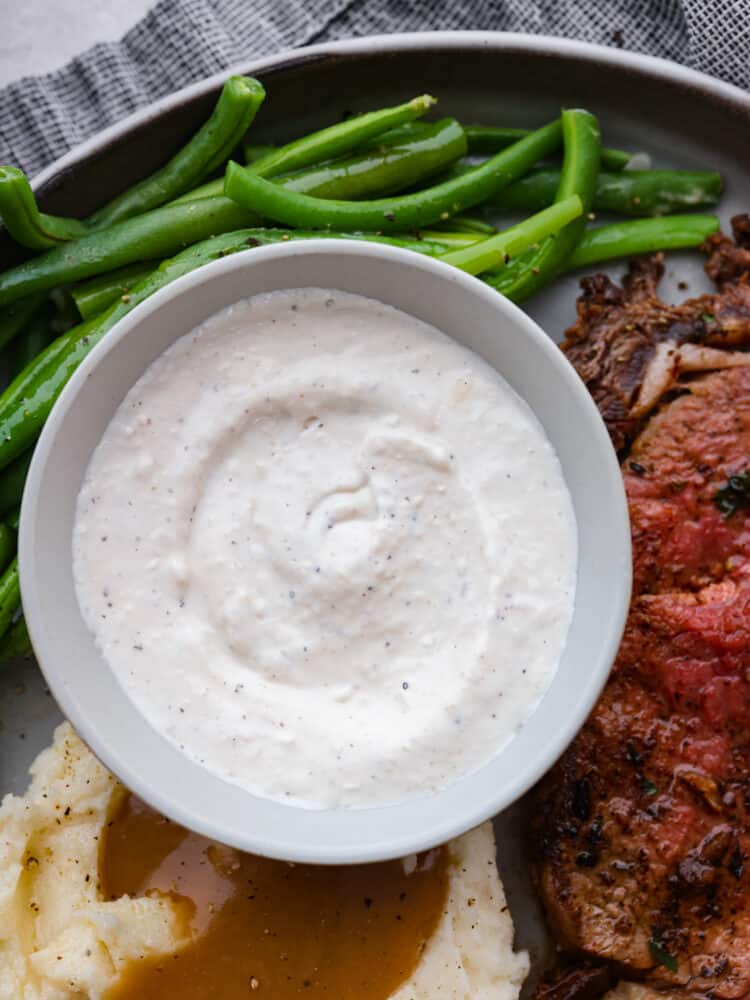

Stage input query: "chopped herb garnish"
[
  {"left": 714, "top": 469, "right": 750, "bottom": 519},
  {"left": 649, "top": 938, "right": 679, "bottom": 973},
  {"left": 701, "top": 312, "right": 715, "bottom": 324},
  {"left": 642, "top": 779, "right": 657, "bottom": 796}
]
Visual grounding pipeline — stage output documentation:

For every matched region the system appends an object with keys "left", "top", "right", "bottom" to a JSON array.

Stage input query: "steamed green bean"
[
  {"left": 224, "top": 119, "right": 563, "bottom": 232},
  {"left": 488, "top": 109, "right": 601, "bottom": 301},
  {"left": 488, "top": 168, "right": 722, "bottom": 217}
]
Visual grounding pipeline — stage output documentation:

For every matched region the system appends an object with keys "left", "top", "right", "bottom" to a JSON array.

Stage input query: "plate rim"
[{"left": 29, "top": 29, "right": 750, "bottom": 195}]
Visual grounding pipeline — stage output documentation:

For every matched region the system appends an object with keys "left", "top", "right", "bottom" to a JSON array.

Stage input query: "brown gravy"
[{"left": 101, "top": 795, "right": 449, "bottom": 999}]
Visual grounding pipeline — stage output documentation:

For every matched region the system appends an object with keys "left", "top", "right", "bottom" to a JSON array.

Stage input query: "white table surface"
[{"left": 0, "top": 0, "right": 155, "bottom": 87}]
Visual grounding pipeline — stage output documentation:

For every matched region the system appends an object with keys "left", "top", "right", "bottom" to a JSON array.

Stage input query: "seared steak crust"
[
  {"left": 562, "top": 216, "right": 750, "bottom": 453},
  {"left": 533, "top": 227, "right": 750, "bottom": 1000}
]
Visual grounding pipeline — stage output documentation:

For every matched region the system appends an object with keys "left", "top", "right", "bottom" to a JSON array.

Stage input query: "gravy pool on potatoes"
[
  {"left": 73, "top": 288, "right": 577, "bottom": 808},
  {"left": 102, "top": 794, "right": 449, "bottom": 999}
]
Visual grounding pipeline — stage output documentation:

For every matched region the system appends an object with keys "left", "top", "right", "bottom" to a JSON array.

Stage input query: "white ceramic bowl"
[{"left": 20, "top": 241, "right": 631, "bottom": 864}]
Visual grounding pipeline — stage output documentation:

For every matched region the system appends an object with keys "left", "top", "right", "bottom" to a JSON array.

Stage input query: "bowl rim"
[{"left": 19, "top": 239, "right": 631, "bottom": 863}]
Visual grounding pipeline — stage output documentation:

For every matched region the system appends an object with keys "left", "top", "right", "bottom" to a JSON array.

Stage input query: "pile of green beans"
[{"left": 0, "top": 75, "right": 726, "bottom": 658}]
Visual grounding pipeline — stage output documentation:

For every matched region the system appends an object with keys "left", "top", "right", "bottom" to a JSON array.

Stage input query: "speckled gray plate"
[{"left": 2, "top": 29, "right": 750, "bottom": 983}]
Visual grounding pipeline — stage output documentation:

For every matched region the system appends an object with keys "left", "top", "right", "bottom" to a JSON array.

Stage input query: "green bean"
[
  {"left": 484, "top": 213, "right": 720, "bottom": 292},
  {"left": 488, "top": 168, "right": 722, "bottom": 217},
  {"left": 243, "top": 143, "right": 277, "bottom": 164},
  {"left": 168, "top": 178, "right": 224, "bottom": 203},
  {"left": 11, "top": 305, "right": 54, "bottom": 374},
  {"left": 0, "top": 229, "right": 285, "bottom": 469},
  {"left": 224, "top": 119, "right": 563, "bottom": 232},
  {"left": 0, "top": 616, "right": 31, "bottom": 662},
  {"left": 49, "top": 289, "right": 80, "bottom": 334},
  {"left": 417, "top": 231, "right": 482, "bottom": 249},
  {"left": 463, "top": 125, "right": 544, "bottom": 152},
  {"left": 594, "top": 170, "right": 721, "bottom": 215},
  {"left": 0, "top": 294, "right": 45, "bottom": 350},
  {"left": 565, "top": 214, "right": 720, "bottom": 269},
  {"left": 13, "top": 324, "right": 53, "bottom": 374},
  {"left": 359, "top": 122, "right": 432, "bottom": 150},
  {"left": 70, "top": 263, "right": 155, "bottom": 319},
  {"left": 216, "top": 227, "right": 456, "bottom": 255},
  {"left": 463, "top": 124, "right": 630, "bottom": 170},
  {"left": 0, "top": 168, "right": 89, "bottom": 250},
  {"left": 599, "top": 148, "right": 632, "bottom": 172},
  {"left": 487, "top": 109, "right": 601, "bottom": 302},
  {"left": 276, "top": 119, "right": 466, "bottom": 200},
  {"left": 0, "top": 522, "right": 14, "bottom": 574},
  {"left": 0, "top": 196, "right": 258, "bottom": 307},
  {"left": 164, "top": 225, "right": 480, "bottom": 257},
  {"left": 438, "top": 196, "right": 582, "bottom": 275},
  {"left": 0, "top": 517, "right": 20, "bottom": 648},
  {"left": 86, "top": 77, "right": 266, "bottom": 228},
  {"left": 0, "top": 324, "right": 93, "bottom": 463},
  {"left": 0, "top": 558, "right": 19, "bottom": 638},
  {"left": 8, "top": 306, "right": 55, "bottom": 378},
  {"left": 429, "top": 214, "right": 496, "bottom": 235},
  {"left": 249, "top": 95, "right": 436, "bottom": 179},
  {"left": 0, "top": 451, "right": 32, "bottom": 514},
  {"left": 176, "top": 109, "right": 458, "bottom": 205}
]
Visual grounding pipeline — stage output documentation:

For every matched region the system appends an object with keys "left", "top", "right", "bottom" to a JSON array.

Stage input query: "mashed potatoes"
[
  {"left": 0, "top": 724, "right": 188, "bottom": 999},
  {"left": 392, "top": 822, "right": 529, "bottom": 1000},
  {"left": 0, "top": 724, "right": 528, "bottom": 999}
]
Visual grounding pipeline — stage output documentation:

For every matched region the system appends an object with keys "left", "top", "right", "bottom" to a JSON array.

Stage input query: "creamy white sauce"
[{"left": 73, "top": 288, "right": 577, "bottom": 809}]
